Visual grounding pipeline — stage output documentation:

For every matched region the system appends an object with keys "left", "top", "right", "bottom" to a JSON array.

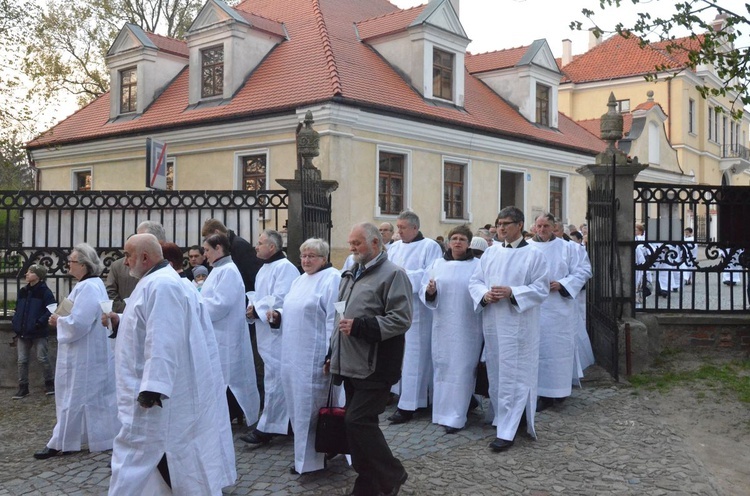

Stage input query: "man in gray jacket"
[{"left": 328, "top": 222, "right": 412, "bottom": 496}]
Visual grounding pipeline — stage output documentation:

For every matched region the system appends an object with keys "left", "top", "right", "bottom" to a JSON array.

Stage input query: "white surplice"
[
  {"left": 109, "top": 265, "right": 235, "bottom": 495},
  {"left": 48, "top": 277, "right": 119, "bottom": 453},
  {"left": 388, "top": 236, "right": 443, "bottom": 410},
  {"left": 251, "top": 256, "right": 299, "bottom": 434},
  {"left": 528, "top": 237, "right": 588, "bottom": 398},
  {"left": 420, "top": 256, "right": 483, "bottom": 429},
  {"left": 280, "top": 266, "right": 342, "bottom": 474},
  {"left": 469, "top": 242, "right": 549, "bottom": 441},
  {"left": 201, "top": 256, "right": 260, "bottom": 425}
]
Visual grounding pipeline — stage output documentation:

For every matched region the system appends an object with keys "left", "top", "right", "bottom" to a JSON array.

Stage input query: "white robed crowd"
[{"left": 37, "top": 213, "right": 594, "bottom": 494}]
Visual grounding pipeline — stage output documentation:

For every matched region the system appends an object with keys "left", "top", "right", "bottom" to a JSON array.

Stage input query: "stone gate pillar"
[{"left": 277, "top": 111, "right": 338, "bottom": 266}]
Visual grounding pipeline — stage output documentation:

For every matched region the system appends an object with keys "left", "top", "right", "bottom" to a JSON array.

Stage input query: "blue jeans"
[{"left": 17, "top": 337, "right": 53, "bottom": 385}]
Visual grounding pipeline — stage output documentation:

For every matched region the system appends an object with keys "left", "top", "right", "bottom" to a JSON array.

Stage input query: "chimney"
[
  {"left": 588, "top": 28, "right": 601, "bottom": 50},
  {"left": 562, "top": 39, "right": 572, "bottom": 66},
  {"left": 449, "top": 0, "right": 459, "bottom": 17}
]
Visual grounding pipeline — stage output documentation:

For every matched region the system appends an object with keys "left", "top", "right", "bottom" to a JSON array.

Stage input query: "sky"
[{"left": 390, "top": 0, "right": 748, "bottom": 57}]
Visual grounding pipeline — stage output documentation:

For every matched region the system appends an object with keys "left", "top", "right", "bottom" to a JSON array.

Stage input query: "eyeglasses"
[
  {"left": 496, "top": 221, "right": 519, "bottom": 227},
  {"left": 300, "top": 254, "right": 324, "bottom": 260}
]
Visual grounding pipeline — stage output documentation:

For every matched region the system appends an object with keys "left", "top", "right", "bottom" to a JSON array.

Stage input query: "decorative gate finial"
[
  {"left": 596, "top": 93, "right": 633, "bottom": 166},
  {"left": 297, "top": 110, "right": 320, "bottom": 170}
]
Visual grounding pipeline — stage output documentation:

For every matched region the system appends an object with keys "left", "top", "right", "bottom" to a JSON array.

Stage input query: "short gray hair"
[
  {"left": 354, "top": 222, "right": 384, "bottom": 252},
  {"left": 299, "top": 238, "right": 329, "bottom": 259},
  {"left": 73, "top": 243, "right": 104, "bottom": 276},
  {"left": 137, "top": 220, "right": 166, "bottom": 242},
  {"left": 262, "top": 229, "right": 283, "bottom": 252},
  {"left": 397, "top": 210, "right": 420, "bottom": 229}
]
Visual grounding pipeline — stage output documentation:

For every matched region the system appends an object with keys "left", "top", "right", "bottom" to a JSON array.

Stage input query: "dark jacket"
[
  {"left": 330, "top": 251, "right": 412, "bottom": 386},
  {"left": 12, "top": 281, "right": 56, "bottom": 339},
  {"left": 228, "top": 230, "right": 263, "bottom": 292}
]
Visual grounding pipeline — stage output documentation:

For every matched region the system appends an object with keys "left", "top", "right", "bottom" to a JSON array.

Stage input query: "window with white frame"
[
  {"left": 549, "top": 175, "right": 565, "bottom": 222},
  {"left": 73, "top": 169, "right": 92, "bottom": 191},
  {"left": 166, "top": 158, "right": 175, "bottom": 191},
  {"left": 240, "top": 153, "right": 267, "bottom": 192},
  {"left": 688, "top": 98, "right": 695, "bottom": 134},
  {"left": 616, "top": 99, "right": 630, "bottom": 113},
  {"left": 432, "top": 48, "right": 453, "bottom": 101},
  {"left": 442, "top": 160, "right": 469, "bottom": 220},
  {"left": 378, "top": 151, "right": 406, "bottom": 215},
  {"left": 536, "top": 83, "right": 550, "bottom": 126},
  {"left": 708, "top": 107, "right": 715, "bottom": 141},
  {"left": 201, "top": 45, "right": 224, "bottom": 99},
  {"left": 119, "top": 67, "right": 137, "bottom": 114}
]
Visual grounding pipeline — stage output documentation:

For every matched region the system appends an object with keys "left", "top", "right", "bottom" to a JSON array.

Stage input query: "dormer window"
[
  {"left": 433, "top": 48, "right": 454, "bottom": 101},
  {"left": 119, "top": 68, "right": 137, "bottom": 114},
  {"left": 536, "top": 83, "right": 550, "bottom": 126},
  {"left": 201, "top": 46, "right": 224, "bottom": 98}
]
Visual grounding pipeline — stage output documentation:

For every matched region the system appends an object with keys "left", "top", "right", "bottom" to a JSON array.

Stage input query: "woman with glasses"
[
  {"left": 275, "top": 238, "right": 341, "bottom": 474},
  {"left": 420, "top": 225, "right": 483, "bottom": 434},
  {"left": 201, "top": 233, "right": 260, "bottom": 428},
  {"left": 35, "top": 243, "right": 119, "bottom": 459}
]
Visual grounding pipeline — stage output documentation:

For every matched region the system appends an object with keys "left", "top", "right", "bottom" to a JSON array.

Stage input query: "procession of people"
[{"left": 15, "top": 210, "right": 595, "bottom": 495}]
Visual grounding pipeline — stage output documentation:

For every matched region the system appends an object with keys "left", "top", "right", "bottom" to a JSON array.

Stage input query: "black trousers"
[{"left": 343, "top": 378, "right": 405, "bottom": 496}]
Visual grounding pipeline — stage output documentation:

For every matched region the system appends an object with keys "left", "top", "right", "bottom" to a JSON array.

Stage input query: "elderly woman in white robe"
[
  {"left": 202, "top": 233, "right": 260, "bottom": 427},
  {"left": 420, "top": 225, "right": 483, "bottom": 433},
  {"left": 36, "top": 243, "right": 119, "bottom": 459},
  {"left": 274, "top": 238, "right": 341, "bottom": 474}
]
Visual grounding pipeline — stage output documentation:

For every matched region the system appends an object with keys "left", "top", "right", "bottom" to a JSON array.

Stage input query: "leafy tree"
[
  {"left": 0, "top": 131, "right": 34, "bottom": 190},
  {"left": 572, "top": 1, "right": 750, "bottom": 118},
  {"left": 21, "top": 0, "right": 206, "bottom": 108}
]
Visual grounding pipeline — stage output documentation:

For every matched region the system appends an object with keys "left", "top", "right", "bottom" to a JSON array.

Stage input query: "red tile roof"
[
  {"left": 356, "top": 4, "right": 426, "bottom": 41},
  {"left": 561, "top": 33, "right": 705, "bottom": 84},
  {"left": 465, "top": 46, "right": 529, "bottom": 74},
  {"left": 145, "top": 32, "right": 188, "bottom": 58},
  {"left": 234, "top": 10, "right": 287, "bottom": 38},
  {"left": 29, "top": 0, "right": 603, "bottom": 156}
]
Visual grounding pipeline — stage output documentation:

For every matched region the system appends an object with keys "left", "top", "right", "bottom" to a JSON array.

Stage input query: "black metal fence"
[
  {"left": 0, "top": 190, "right": 288, "bottom": 319},
  {"left": 633, "top": 182, "right": 750, "bottom": 313}
]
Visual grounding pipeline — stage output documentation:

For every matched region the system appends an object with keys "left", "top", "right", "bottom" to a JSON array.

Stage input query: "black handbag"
[{"left": 315, "top": 379, "right": 349, "bottom": 454}]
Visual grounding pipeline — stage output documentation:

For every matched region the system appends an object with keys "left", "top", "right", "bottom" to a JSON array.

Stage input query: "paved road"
[{"left": 0, "top": 367, "right": 724, "bottom": 495}]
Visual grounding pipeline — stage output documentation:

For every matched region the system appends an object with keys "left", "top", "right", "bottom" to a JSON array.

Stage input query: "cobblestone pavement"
[{"left": 0, "top": 368, "right": 725, "bottom": 495}]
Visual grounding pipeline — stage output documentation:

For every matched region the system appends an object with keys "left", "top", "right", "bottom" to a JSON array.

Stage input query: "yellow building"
[{"left": 558, "top": 24, "right": 750, "bottom": 188}]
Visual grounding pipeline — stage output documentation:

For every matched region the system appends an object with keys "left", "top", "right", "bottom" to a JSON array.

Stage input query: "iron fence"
[
  {"left": 0, "top": 189, "right": 288, "bottom": 319},
  {"left": 633, "top": 182, "right": 750, "bottom": 313}
]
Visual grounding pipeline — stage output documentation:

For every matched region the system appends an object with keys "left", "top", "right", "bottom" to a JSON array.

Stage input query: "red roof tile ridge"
[
  {"left": 468, "top": 45, "right": 530, "bottom": 57},
  {"left": 312, "top": 0, "right": 342, "bottom": 96},
  {"left": 143, "top": 32, "right": 188, "bottom": 57},
  {"left": 357, "top": 3, "right": 425, "bottom": 24}
]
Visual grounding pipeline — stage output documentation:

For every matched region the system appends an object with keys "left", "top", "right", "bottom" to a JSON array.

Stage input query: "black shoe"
[
  {"left": 444, "top": 426, "right": 461, "bottom": 434},
  {"left": 381, "top": 471, "right": 408, "bottom": 496},
  {"left": 12, "top": 384, "right": 29, "bottom": 400},
  {"left": 489, "top": 438, "right": 514, "bottom": 452},
  {"left": 536, "top": 396, "right": 554, "bottom": 412},
  {"left": 658, "top": 290, "right": 669, "bottom": 297},
  {"left": 33, "top": 447, "right": 64, "bottom": 460},
  {"left": 44, "top": 380, "right": 55, "bottom": 396},
  {"left": 239, "top": 429, "right": 274, "bottom": 445},
  {"left": 387, "top": 409, "right": 414, "bottom": 424}
]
